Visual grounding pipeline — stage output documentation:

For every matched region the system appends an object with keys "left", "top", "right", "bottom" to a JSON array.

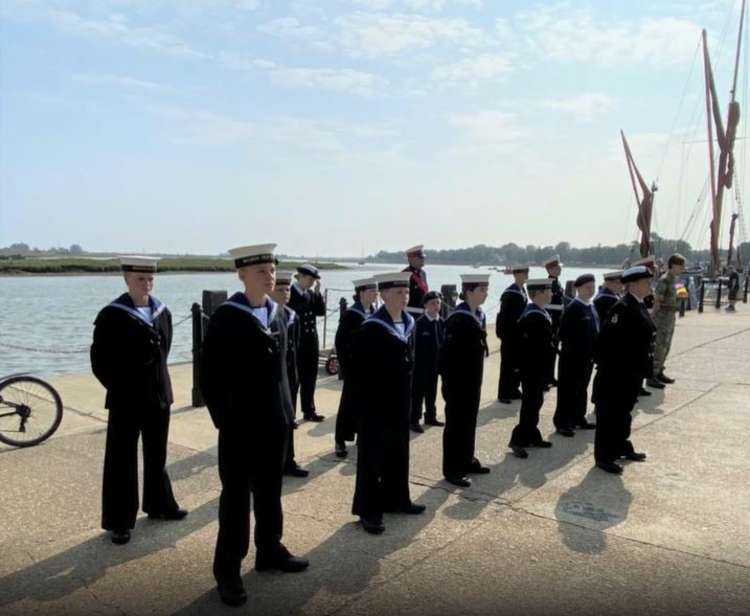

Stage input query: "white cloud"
[
  {"left": 44, "top": 8, "right": 208, "bottom": 59},
  {"left": 540, "top": 93, "right": 615, "bottom": 120},
  {"left": 257, "top": 61, "right": 389, "bottom": 96},
  {"left": 334, "top": 12, "right": 488, "bottom": 57},
  {"left": 256, "top": 16, "right": 333, "bottom": 50},
  {"left": 352, "top": 0, "right": 483, "bottom": 11},
  {"left": 431, "top": 53, "right": 513, "bottom": 86},
  {"left": 518, "top": 3, "right": 701, "bottom": 68},
  {"left": 73, "top": 72, "right": 175, "bottom": 92},
  {"left": 148, "top": 106, "right": 256, "bottom": 145},
  {"left": 448, "top": 110, "right": 520, "bottom": 144}
]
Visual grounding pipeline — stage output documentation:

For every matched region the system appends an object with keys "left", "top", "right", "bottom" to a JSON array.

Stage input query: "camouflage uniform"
[{"left": 652, "top": 271, "right": 678, "bottom": 377}]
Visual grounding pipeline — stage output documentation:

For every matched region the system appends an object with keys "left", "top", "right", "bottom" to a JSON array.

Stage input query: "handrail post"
[
  {"left": 715, "top": 278, "right": 723, "bottom": 309},
  {"left": 698, "top": 278, "right": 705, "bottom": 313},
  {"left": 191, "top": 302, "right": 204, "bottom": 407},
  {"left": 322, "top": 288, "right": 329, "bottom": 350}
]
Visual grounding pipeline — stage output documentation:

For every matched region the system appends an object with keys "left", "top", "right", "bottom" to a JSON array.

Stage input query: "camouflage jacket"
[{"left": 654, "top": 271, "right": 678, "bottom": 314}]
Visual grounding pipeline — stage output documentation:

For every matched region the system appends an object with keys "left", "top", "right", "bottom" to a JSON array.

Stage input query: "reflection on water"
[{"left": 0, "top": 263, "right": 610, "bottom": 377}]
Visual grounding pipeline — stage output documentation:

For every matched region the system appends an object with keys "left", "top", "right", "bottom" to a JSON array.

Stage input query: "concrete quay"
[{"left": 1, "top": 307, "right": 748, "bottom": 615}]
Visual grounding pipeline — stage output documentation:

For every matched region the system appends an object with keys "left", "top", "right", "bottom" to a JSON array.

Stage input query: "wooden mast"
[
  {"left": 621, "top": 130, "right": 656, "bottom": 258},
  {"left": 703, "top": 0, "right": 746, "bottom": 275}
]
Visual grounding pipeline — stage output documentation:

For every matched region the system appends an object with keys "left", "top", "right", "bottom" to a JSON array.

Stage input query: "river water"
[{"left": 0, "top": 264, "right": 611, "bottom": 377}]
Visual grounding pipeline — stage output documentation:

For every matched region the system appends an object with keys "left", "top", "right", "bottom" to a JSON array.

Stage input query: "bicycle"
[{"left": 0, "top": 373, "right": 63, "bottom": 447}]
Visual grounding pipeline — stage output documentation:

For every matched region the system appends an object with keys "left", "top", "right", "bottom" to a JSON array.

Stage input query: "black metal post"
[
  {"left": 679, "top": 298, "right": 686, "bottom": 318},
  {"left": 339, "top": 297, "right": 348, "bottom": 317},
  {"left": 698, "top": 279, "right": 705, "bottom": 313},
  {"left": 191, "top": 302, "right": 204, "bottom": 407},
  {"left": 744, "top": 274, "right": 749, "bottom": 303},
  {"left": 715, "top": 278, "right": 723, "bottom": 309}
]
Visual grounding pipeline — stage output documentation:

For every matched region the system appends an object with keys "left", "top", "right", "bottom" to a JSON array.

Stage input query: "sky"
[{"left": 1, "top": 0, "right": 749, "bottom": 257}]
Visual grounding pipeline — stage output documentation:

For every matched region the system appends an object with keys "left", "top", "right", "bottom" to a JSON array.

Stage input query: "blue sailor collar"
[
  {"left": 520, "top": 302, "right": 552, "bottom": 323},
  {"left": 108, "top": 293, "right": 167, "bottom": 327},
  {"left": 224, "top": 292, "right": 279, "bottom": 330},
  {"left": 447, "top": 302, "right": 486, "bottom": 328},
  {"left": 502, "top": 283, "right": 527, "bottom": 298},
  {"left": 347, "top": 301, "right": 370, "bottom": 320},
  {"left": 283, "top": 304, "right": 296, "bottom": 325},
  {"left": 365, "top": 305, "right": 415, "bottom": 342},
  {"left": 596, "top": 287, "right": 618, "bottom": 298}
]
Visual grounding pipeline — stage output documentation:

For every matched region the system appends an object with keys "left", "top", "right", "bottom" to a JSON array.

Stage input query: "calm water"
[{"left": 0, "top": 264, "right": 611, "bottom": 377}]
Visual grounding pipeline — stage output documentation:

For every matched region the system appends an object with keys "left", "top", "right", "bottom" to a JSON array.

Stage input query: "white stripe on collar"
[
  {"left": 224, "top": 295, "right": 279, "bottom": 330},
  {"left": 366, "top": 311, "right": 415, "bottom": 342},
  {"left": 108, "top": 297, "right": 166, "bottom": 327}
]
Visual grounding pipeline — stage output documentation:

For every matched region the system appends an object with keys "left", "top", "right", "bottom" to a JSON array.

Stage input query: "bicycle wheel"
[{"left": 0, "top": 376, "right": 63, "bottom": 447}]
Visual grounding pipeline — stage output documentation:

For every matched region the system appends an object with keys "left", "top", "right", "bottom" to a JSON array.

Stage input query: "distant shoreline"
[{"left": 0, "top": 257, "right": 348, "bottom": 276}]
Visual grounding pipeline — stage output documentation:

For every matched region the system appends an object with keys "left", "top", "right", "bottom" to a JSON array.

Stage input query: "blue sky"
[{"left": 1, "top": 0, "right": 748, "bottom": 256}]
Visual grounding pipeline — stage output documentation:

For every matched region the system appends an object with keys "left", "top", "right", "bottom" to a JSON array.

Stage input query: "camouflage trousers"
[{"left": 653, "top": 311, "right": 676, "bottom": 376}]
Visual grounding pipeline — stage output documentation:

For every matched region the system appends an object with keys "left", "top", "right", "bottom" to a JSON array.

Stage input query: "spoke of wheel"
[{"left": 0, "top": 381, "right": 59, "bottom": 443}]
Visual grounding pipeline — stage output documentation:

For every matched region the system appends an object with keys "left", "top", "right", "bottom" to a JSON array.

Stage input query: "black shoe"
[
  {"left": 390, "top": 502, "right": 426, "bottom": 515},
  {"left": 284, "top": 464, "right": 309, "bottom": 477},
  {"left": 623, "top": 451, "right": 647, "bottom": 462},
  {"left": 292, "top": 420, "right": 299, "bottom": 430},
  {"left": 575, "top": 419, "right": 596, "bottom": 430},
  {"left": 657, "top": 372, "right": 675, "bottom": 384},
  {"left": 360, "top": 517, "right": 385, "bottom": 534},
  {"left": 646, "top": 378, "right": 665, "bottom": 389},
  {"left": 217, "top": 580, "right": 247, "bottom": 607},
  {"left": 110, "top": 529, "right": 131, "bottom": 545},
  {"left": 467, "top": 459, "right": 491, "bottom": 474},
  {"left": 445, "top": 475, "right": 471, "bottom": 487},
  {"left": 256, "top": 548, "right": 309, "bottom": 573},
  {"left": 424, "top": 417, "right": 445, "bottom": 427},
  {"left": 556, "top": 428, "right": 575, "bottom": 437},
  {"left": 511, "top": 446, "right": 528, "bottom": 459},
  {"left": 498, "top": 398, "right": 513, "bottom": 404},
  {"left": 596, "top": 461, "right": 623, "bottom": 474},
  {"left": 410, "top": 423, "right": 424, "bottom": 434},
  {"left": 304, "top": 412, "right": 325, "bottom": 422},
  {"left": 638, "top": 387, "right": 652, "bottom": 396},
  {"left": 335, "top": 441, "right": 348, "bottom": 459},
  {"left": 531, "top": 440, "right": 552, "bottom": 448},
  {"left": 147, "top": 508, "right": 188, "bottom": 521}
]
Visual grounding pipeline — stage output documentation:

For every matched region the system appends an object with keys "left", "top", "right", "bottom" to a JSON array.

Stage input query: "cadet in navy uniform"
[
  {"left": 288, "top": 264, "right": 326, "bottom": 422},
  {"left": 410, "top": 290, "right": 445, "bottom": 433},
  {"left": 543, "top": 255, "right": 567, "bottom": 387},
  {"left": 91, "top": 256, "right": 186, "bottom": 546},
  {"left": 352, "top": 272, "right": 425, "bottom": 535},
  {"left": 403, "top": 244, "right": 429, "bottom": 319},
  {"left": 553, "top": 273, "right": 599, "bottom": 436},
  {"left": 496, "top": 265, "right": 529, "bottom": 403},
  {"left": 592, "top": 266, "right": 654, "bottom": 475},
  {"left": 441, "top": 274, "right": 491, "bottom": 487},
  {"left": 270, "top": 271, "right": 309, "bottom": 478},
  {"left": 508, "top": 279, "right": 556, "bottom": 459},
  {"left": 593, "top": 271, "right": 624, "bottom": 325},
  {"left": 200, "top": 245, "right": 308, "bottom": 607},
  {"left": 334, "top": 277, "right": 378, "bottom": 459}
]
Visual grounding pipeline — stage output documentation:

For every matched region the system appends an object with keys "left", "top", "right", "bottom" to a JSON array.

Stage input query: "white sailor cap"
[
  {"left": 228, "top": 244, "right": 277, "bottom": 269},
  {"left": 603, "top": 270, "right": 624, "bottom": 281},
  {"left": 120, "top": 256, "right": 159, "bottom": 273},
  {"left": 527, "top": 278, "right": 553, "bottom": 291},
  {"left": 543, "top": 255, "right": 562, "bottom": 268},
  {"left": 374, "top": 272, "right": 411, "bottom": 289},
  {"left": 460, "top": 274, "right": 490, "bottom": 288},
  {"left": 621, "top": 266, "right": 653, "bottom": 283},
  {"left": 405, "top": 244, "right": 425, "bottom": 257},
  {"left": 511, "top": 264, "right": 530, "bottom": 273},
  {"left": 353, "top": 277, "right": 378, "bottom": 291},
  {"left": 297, "top": 263, "right": 321, "bottom": 279},
  {"left": 275, "top": 270, "right": 294, "bottom": 285}
]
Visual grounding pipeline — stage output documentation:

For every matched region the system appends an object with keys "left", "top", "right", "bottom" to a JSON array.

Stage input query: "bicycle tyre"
[{"left": 0, "top": 376, "right": 64, "bottom": 447}]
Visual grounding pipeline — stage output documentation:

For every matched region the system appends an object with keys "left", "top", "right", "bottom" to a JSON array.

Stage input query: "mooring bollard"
[
  {"left": 698, "top": 279, "right": 705, "bottom": 313},
  {"left": 191, "top": 302, "right": 204, "bottom": 407}
]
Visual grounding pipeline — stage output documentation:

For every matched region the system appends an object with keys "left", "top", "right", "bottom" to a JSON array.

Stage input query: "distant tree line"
[
  {"left": 372, "top": 235, "right": 750, "bottom": 268},
  {"left": 0, "top": 243, "right": 84, "bottom": 259}
]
